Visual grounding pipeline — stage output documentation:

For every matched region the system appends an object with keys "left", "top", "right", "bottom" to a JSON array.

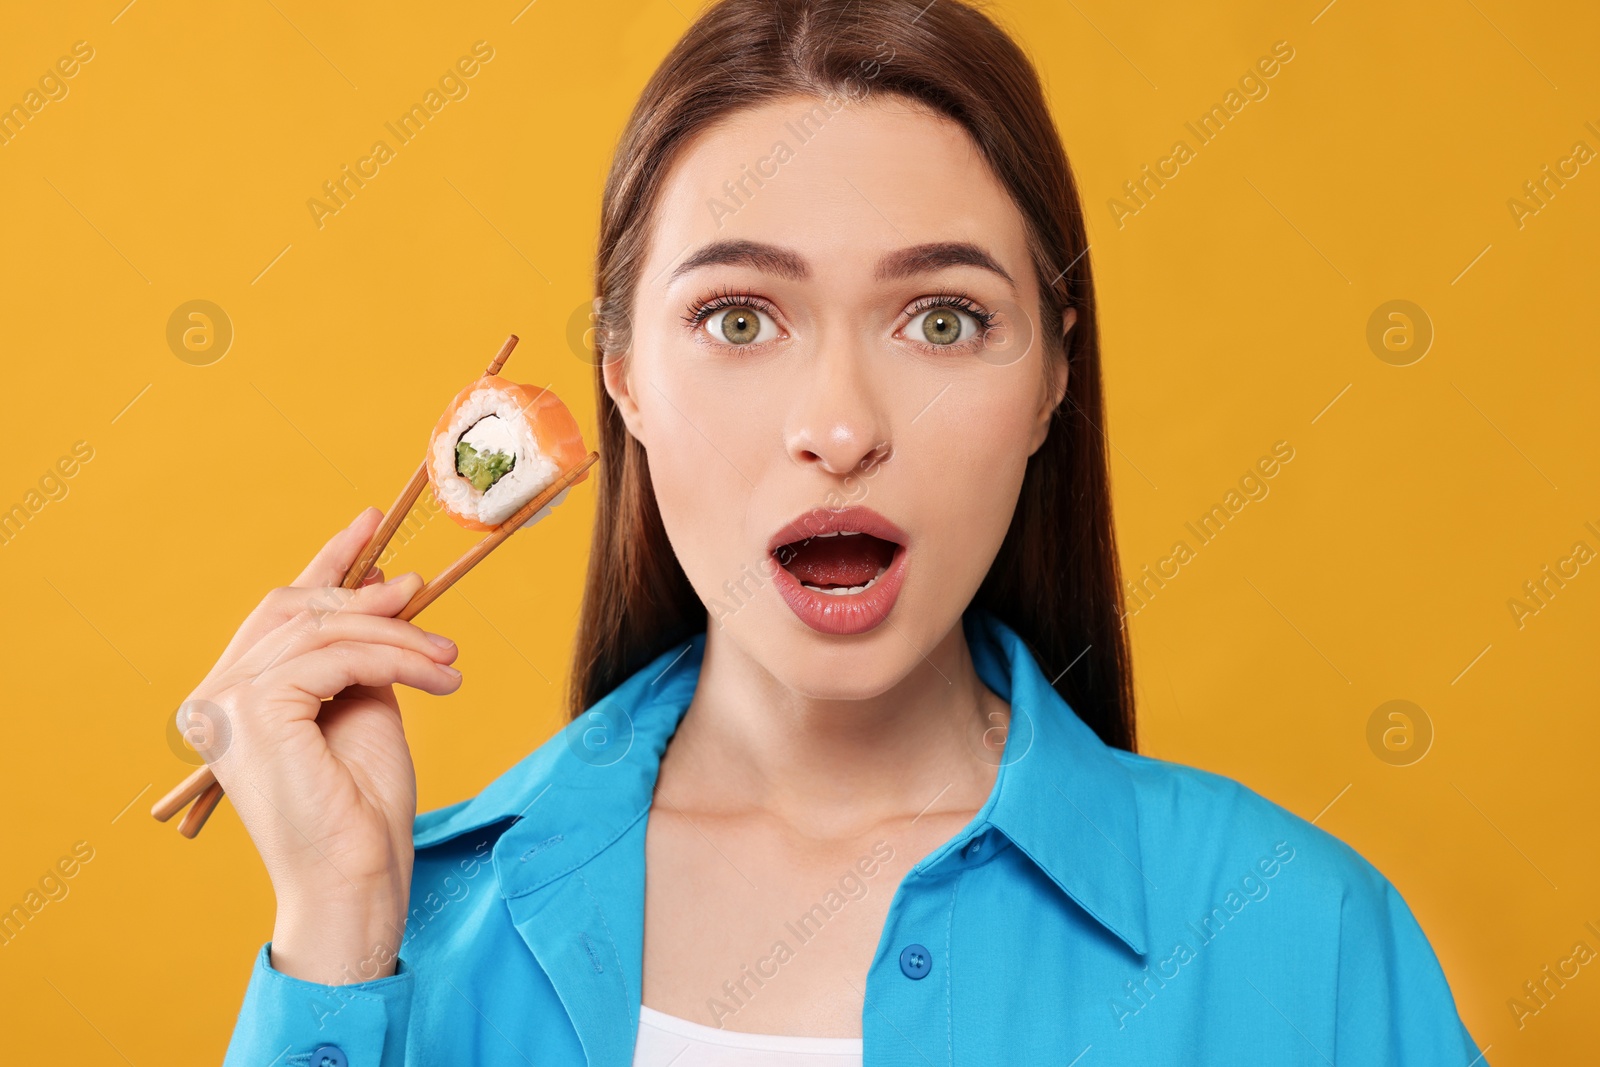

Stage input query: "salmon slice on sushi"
[{"left": 427, "top": 375, "right": 589, "bottom": 531}]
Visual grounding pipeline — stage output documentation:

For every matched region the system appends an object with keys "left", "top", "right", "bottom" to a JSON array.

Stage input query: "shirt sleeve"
[
  {"left": 222, "top": 941, "right": 414, "bottom": 1066},
  {"left": 1335, "top": 876, "right": 1488, "bottom": 1066}
]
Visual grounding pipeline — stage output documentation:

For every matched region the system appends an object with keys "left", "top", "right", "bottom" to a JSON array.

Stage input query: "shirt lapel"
[
  {"left": 486, "top": 634, "right": 707, "bottom": 1067},
  {"left": 500, "top": 838, "right": 645, "bottom": 1067}
]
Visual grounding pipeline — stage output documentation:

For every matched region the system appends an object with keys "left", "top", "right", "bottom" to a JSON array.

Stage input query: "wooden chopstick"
[
  {"left": 163, "top": 449, "right": 600, "bottom": 837},
  {"left": 395, "top": 451, "right": 597, "bottom": 621},
  {"left": 152, "top": 762, "right": 214, "bottom": 822},
  {"left": 342, "top": 462, "right": 429, "bottom": 591},
  {"left": 178, "top": 780, "right": 225, "bottom": 838}
]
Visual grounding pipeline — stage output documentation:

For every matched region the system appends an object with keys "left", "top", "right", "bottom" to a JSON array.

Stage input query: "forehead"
[{"left": 646, "top": 94, "right": 1033, "bottom": 287}]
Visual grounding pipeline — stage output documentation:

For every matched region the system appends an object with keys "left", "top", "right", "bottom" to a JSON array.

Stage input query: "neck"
[{"left": 656, "top": 618, "right": 1008, "bottom": 840}]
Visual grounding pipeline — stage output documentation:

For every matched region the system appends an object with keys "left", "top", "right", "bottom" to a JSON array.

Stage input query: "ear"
[
  {"left": 1027, "top": 306, "right": 1075, "bottom": 455},
  {"left": 601, "top": 349, "right": 647, "bottom": 446}
]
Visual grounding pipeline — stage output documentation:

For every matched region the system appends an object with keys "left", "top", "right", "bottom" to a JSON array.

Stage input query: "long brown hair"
[{"left": 569, "top": 0, "right": 1137, "bottom": 752}]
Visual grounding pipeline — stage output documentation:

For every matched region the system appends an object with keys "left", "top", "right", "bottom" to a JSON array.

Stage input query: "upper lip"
[{"left": 766, "top": 505, "right": 908, "bottom": 555}]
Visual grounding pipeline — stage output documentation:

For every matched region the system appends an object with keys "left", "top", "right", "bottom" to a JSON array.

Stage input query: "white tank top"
[{"left": 632, "top": 1003, "right": 864, "bottom": 1065}]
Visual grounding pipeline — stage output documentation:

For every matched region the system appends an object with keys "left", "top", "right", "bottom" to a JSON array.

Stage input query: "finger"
[
  {"left": 215, "top": 575, "right": 426, "bottom": 684},
  {"left": 338, "top": 682, "right": 401, "bottom": 714},
  {"left": 205, "top": 582, "right": 361, "bottom": 683},
  {"left": 292, "top": 506, "right": 383, "bottom": 589},
  {"left": 260, "top": 642, "right": 462, "bottom": 708},
  {"left": 361, "top": 565, "right": 385, "bottom": 587},
  {"left": 263, "top": 571, "right": 423, "bottom": 628},
  {"left": 238, "top": 606, "right": 456, "bottom": 679}
]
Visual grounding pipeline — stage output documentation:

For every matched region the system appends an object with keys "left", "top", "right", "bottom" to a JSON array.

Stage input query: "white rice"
[{"left": 431, "top": 383, "right": 564, "bottom": 527}]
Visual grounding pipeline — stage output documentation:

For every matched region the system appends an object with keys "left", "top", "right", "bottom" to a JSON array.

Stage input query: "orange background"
[{"left": 0, "top": 0, "right": 1595, "bottom": 1061}]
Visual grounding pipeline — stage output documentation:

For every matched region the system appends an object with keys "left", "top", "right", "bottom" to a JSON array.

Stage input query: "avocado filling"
[
  {"left": 455, "top": 414, "right": 520, "bottom": 492},
  {"left": 455, "top": 440, "right": 515, "bottom": 491}
]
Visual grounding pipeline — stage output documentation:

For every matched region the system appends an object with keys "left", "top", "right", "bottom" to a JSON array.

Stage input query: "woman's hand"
[{"left": 184, "top": 506, "right": 463, "bottom": 984}]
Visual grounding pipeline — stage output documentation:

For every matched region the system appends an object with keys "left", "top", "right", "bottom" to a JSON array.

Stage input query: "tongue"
[{"left": 779, "top": 533, "right": 896, "bottom": 588}]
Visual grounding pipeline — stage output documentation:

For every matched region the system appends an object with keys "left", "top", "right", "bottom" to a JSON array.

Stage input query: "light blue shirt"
[{"left": 223, "top": 608, "right": 1487, "bottom": 1065}]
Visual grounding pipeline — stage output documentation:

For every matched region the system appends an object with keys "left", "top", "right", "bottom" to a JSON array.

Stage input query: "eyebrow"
[{"left": 666, "top": 239, "right": 1016, "bottom": 289}]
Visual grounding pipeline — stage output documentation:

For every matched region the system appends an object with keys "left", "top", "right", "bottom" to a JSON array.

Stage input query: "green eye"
[
  {"left": 718, "top": 306, "right": 764, "bottom": 344},
  {"left": 919, "top": 306, "right": 971, "bottom": 345}
]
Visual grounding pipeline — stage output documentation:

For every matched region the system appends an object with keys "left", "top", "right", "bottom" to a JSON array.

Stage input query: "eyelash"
[
  {"left": 907, "top": 292, "right": 999, "bottom": 333},
  {"left": 681, "top": 287, "right": 998, "bottom": 349},
  {"left": 680, "top": 286, "right": 780, "bottom": 332}
]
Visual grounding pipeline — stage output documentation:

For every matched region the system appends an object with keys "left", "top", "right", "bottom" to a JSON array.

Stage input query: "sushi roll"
[{"left": 426, "top": 375, "right": 589, "bottom": 531}]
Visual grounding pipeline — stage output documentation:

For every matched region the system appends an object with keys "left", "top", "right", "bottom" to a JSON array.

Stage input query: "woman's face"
[{"left": 605, "top": 93, "right": 1071, "bottom": 698}]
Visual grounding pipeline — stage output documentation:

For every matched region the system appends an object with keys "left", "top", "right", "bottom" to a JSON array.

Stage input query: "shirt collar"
[
  {"left": 961, "top": 607, "right": 1152, "bottom": 957},
  {"left": 413, "top": 606, "right": 1150, "bottom": 957}
]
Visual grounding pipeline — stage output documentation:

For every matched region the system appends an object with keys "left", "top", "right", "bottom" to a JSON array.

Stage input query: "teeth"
[
  {"left": 803, "top": 583, "right": 867, "bottom": 596},
  {"left": 811, "top": 530, "right": 862, "bottom": 538},
  {"left": 800, "top": 564, "right": 888, "bottom": 596}
]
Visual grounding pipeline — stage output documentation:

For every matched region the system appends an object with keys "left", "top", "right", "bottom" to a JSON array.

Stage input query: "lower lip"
[{"left": 770, "top": 541, "right": 909, "bottom": 636}]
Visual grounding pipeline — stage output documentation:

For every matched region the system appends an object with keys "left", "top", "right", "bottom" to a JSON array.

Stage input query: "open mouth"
[
  {"left": 774, "top": 530, "right": 900, "bottom": 596},
  {"left": 766, "top": 506, "right": 909, "bottom": 634}
]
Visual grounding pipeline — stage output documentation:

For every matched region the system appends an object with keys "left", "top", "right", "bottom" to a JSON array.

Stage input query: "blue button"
[
  {"left": 899, "top": 943, "right": 932, "bottom": 979},
  {"left": 966, "top": 837, "right": 984, "bottom": 858},
  {"left": 312, "top": 1046, "right": 348, "bottom": 1067}
]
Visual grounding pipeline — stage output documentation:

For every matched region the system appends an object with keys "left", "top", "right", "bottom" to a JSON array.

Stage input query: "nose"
[{"left": 783, "top": 342, "right": 892, "bottom": 477}]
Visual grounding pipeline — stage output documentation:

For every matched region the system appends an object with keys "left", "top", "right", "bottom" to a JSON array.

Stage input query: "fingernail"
[
  {"left": 385, "top": 571, "right": 420, "bottom": 586},
  {"left": 425, "top": 632, "right": 454, "bottom": 649},
  {"left": 438, "top": 664, "right": 461, "bottom": 679}
]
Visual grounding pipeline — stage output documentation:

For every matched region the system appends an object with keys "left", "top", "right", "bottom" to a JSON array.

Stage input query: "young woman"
[{"left": 211, "top": 0, "right": 1485, "bottom": 1063}]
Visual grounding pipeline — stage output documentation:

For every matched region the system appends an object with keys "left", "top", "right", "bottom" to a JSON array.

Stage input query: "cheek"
[
  {"left": 911, "top": 374, "right": 1035, "bottom": 565},
  {"left": 635, "top": 360, "right": 770, "bottom": 594}
]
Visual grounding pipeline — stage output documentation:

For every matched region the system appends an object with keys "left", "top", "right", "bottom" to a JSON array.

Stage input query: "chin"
[{"left": 734, "top": 597, "right": 958, "bottom": 701}]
